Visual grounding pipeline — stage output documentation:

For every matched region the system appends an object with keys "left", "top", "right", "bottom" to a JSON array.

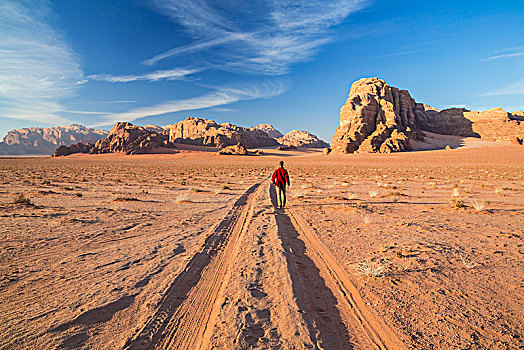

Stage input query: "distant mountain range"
[
  {"left": 0, "top": 124, "right": 107, "bottom": 155},
  {"left": 1, "top": 119, "right": 330, "bottom": 156}
]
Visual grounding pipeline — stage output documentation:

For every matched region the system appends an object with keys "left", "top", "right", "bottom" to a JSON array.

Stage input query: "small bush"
[
  {"left": 192, "top": 188, "right": 203, "bottom": 193},
  {"left": 469, "top": 197, "right": 486, "bottom": 211},
  {"left": 75, "top": 193, "right": 83, "bottom": 197},
  {"left": 387, "top": 190, "right": 405, "bottom": 197},
  {"left": 362, "top": 213, "right": 372, "bottom": 224},
  {"left": 459, "top": 254, "right": 478, "bottom": 269},
  {"left": 113, "top": 196, "right": 139, "bottom": 202},
  {"left": 369, "top": 190, "right": 378, "bottom": 198},
  {"left": 12, "top": 193, "right": 31, "bottom": 205},
  {"left": 450, "top": 198, "right": 465, "bottom": 209},
  {"left": 222, "top": 185, "right": 231, "bottom": 190},
  {"left": 176, "top": 192, "right": 191, "bottom": 203},
  {"left": 352, "top": 258, "right": 388, "bottom": 277}
]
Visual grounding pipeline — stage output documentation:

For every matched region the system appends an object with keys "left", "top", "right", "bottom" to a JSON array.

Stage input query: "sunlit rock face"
[
  {"left": 331, "top": 78, "right": 524, "bottom": 153},
  {"left": 168, "top": 117, "right": 279, "bottom": 148},
  {"left": 0, "top": 124, "right": 107, "bottom": 155}
]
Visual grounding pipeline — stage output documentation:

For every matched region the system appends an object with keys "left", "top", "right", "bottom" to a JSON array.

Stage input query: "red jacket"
[{"left": 272, "top": 167, "right": 290, "bottom": 188}]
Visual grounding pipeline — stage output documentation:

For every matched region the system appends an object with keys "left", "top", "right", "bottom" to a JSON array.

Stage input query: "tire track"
[
  {"left": 286, "top": 207, "right": 406, "bottom": 350},
  {"left": 124, "top": 182, "right": 261, "bottom": 350}
]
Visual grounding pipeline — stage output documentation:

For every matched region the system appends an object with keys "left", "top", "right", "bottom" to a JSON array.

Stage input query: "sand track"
[
  {"left": 124, "top": 182, "right": 262, "bottom": 350},
  {"left": 286, "top": 207, "right": 405, "bottom": 349},
  {"left": 124, "top": 180, "right": 404, "bottom": 349}
]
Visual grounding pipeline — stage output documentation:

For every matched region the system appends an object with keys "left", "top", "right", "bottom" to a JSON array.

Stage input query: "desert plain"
[{"left": 0, "top": 144, "right": 523, "bottom": 350}]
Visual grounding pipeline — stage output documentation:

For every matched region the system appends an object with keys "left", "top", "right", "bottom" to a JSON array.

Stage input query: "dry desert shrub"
[
  {"left": 459, "top": 253, "right": 479, "bottom": 269},
  {"left": 362, "top": 213, "right": 372, "bottom": 224},
  {"left": 469, "top": 197, "right": 486, "bottom": 211},
  {"left": 452, "top": 188, "right": 460, "bottom": 197},
  {"left": 12, "top": 193, "right": 31, "bottom": 205},
  {"left": 387, "top": 190, "right": 405, "bottom": 197},
  {"left": 113, "top": 196, "right": 139, "bottom": 202},
  {"left": 346, "top": 192, "right": 357, "bottom": 200},
  {"left": 368, "top": 190, "right": 378, "bottom": 198},
  {"left": 450, "top": 197, "right": 465, "bottom": 209},
  {"left": 176, "top": 192, "right": 191, "bottom": 203},
  {"left": 352, "top": 257, "right": 388, "bottom": 278}
]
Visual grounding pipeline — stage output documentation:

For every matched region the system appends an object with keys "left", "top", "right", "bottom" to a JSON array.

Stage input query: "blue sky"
[{"left": 0, "top": 0, "right": 523, "bottom": 141}]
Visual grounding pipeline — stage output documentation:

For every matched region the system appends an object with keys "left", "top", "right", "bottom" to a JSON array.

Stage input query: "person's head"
[{"left": 279, "top": 160, "right": 284, "bottom": 167}]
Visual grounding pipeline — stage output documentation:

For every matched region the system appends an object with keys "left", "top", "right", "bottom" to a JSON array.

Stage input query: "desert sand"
[{"left": 1, "top": 145, "right": 523, "bottom": 349}]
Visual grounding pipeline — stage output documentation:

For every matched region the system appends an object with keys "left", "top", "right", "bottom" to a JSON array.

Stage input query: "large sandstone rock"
[
  {"left": 464, "top": 108, "right": 523, "bottom": 144},
  {"left": 90, "top": 122, "right": 174, "bottom": 155},
  {"left": 168, "top": 117, "right": 279, "bottom": 148},
  {"left": 414, "top": 107, "right": 479, "bottom": 137},
  {"left": 415, "top": 107, "right": 524, "bottom": 144},
  {"left": 277, "top": 130, "right": 330, "bottom": 148},
  {"left": 53, "top": 143, "right": 94, "bottom": 157},
  {"left": 331, "top": 78, "right": 418, "bottom": 154},
  {"left": 331, "top": 78, "right": 524, "bottom": 153},
  {"left": 0, "top": 124, "right": 107, "bottom": 155},
  {"left": 254, "top": 124, "right": 283, "bottom": 139},
  {"left": 217, "top": 143, "right": 248, "bottom": 155}
]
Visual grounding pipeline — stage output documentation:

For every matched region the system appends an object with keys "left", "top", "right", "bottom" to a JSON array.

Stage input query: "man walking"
[{"left": 271, "top": 160, "right": 290, "bottom": 209}]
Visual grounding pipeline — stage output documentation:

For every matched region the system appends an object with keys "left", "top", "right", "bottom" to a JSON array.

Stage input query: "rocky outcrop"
[
  {"left": 254, "top": 124, "right": 283, "bottom": 139},
  {"left": 460, "top": 108, "right": 523, "bottom": 144},
  {"left": 89, "top": 122, "right": 174, "bottom": 155},
  {"left": 414, "top": 107, "right": 479, "bottom": 137},
  {"left": 331, "top": 78, "right": 418, "bottom": 154},
  {"left": 331, "top": 77, "right": 524, "bottom": 153},
  {"left": 168, "top": 117, "right": 279, "bottom": 148},
  {"left": 276, "top": 145, "right": 297, "bottom": 151},
  {"left": 0, "top": 124, "right": 107, "bottom": 155},
  {"left": 143, "top": 124, "right": 167, "bottom": 134},
  {"left": 53, "top": 143, "right": 94, "bottom": 157},
  {"left": 217, "top": 143, "right": 248, "bottom": 155},
  {"left": 277, "top": 130, "right": 330, "bottom": 148}
]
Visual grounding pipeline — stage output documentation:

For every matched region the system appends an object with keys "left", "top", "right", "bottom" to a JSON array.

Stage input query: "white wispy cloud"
[
  {"left": 91, "top": 80, "right": 287, "bottom": 126},
  {"left": 485, "top": 52, "right": 524, "bottom": 61},
  {"left": 87, "top": 68, "right": 201, "bottom": 83},
  {"left": 146, "top": 0, "right": 367, "bottom": 75},
  {"left": 481, "top": 78, "right": 524, "bottom": 97},
  {"left": 0, "top": 0, "right": 82, "bottom": 125},
  {"left": 484, "top": 46, "right": 524, "bottom": 61}
]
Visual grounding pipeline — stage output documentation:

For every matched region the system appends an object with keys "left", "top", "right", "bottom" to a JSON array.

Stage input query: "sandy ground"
[{"left": 0, "top": 144, "right": 523, "bottom": 349}]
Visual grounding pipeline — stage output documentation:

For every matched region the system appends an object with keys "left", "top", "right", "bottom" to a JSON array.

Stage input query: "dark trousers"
[{"left": 276, "top": 186, "right": 286, "bottom": 208}]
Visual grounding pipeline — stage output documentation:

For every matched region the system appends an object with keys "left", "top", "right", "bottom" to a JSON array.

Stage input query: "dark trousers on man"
[{"left": 276, "top": 185, "right": 286, "bottom": 208}]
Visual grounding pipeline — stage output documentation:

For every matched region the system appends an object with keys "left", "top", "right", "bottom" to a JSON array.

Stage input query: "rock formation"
[
  {"left": 254, "top": 124, "right": 284, "bottom": 139},
  {"left": 276, "top": 145, "right": 297, "bottom": 151},
  {"left": 277, "top": 130, "right": 330, "bottom": 148},
  {"left": 53, "top": 143, "right": 95, "bottom": 157},
  {"left": 143, "top": 124, "right": 167, "bottom": 134},
  {"left": 416, "top": 107, "right": 524, "bottom": 144},
  {"left": 168, "top": 117, "right": 279, "bottom": 148},
  {"left": 331, "top": 77, "right": 524, "bottom": 153},
  {"left": 0, "top": 124, "right": 107, "bottom": 155},
  {"left": 89, "top": 122, "right": 174, "bottom": 155},
  {"left": 331, "top": 78, "right": 418, "bottom": 154},
  {"left": 217, "top": 143, "right": 248, "bottom": 155}
]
